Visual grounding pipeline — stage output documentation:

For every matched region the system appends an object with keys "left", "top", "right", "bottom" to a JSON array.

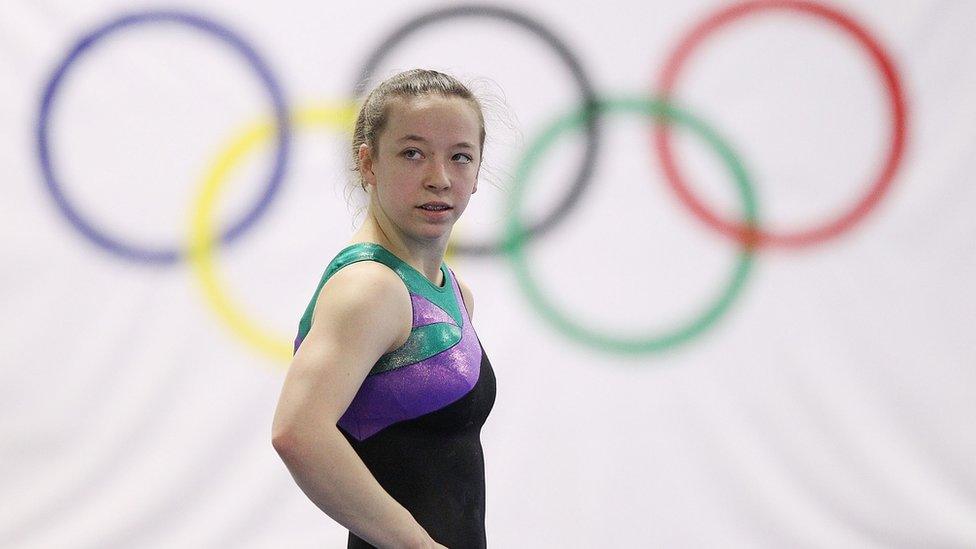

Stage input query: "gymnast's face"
[{"left": 361, "top": 94, "right": 481, "bottom": 244}]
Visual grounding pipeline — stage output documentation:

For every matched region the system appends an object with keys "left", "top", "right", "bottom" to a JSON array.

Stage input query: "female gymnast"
[{"left": 272, "top": 69, "right": 497, "bottom": 548}]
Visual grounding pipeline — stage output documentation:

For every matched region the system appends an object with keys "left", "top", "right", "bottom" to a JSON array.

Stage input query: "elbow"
[
  {"left": 271, "top": 423, "right": 300, "bottom": 459},
  {"left": 271, "top": 421, "right": 337, "bottom": 461}
]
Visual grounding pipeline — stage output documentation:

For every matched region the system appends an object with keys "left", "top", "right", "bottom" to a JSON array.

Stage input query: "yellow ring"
[{"left": 188, "top": 102, "right": 358, "bottom": 365}]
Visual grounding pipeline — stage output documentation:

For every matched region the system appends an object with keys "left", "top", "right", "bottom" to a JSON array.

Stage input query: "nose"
[{"left": 425, "top": 159, "right": 452, "bottom": 191}]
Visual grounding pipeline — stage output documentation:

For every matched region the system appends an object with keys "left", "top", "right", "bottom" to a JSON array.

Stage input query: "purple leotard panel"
[{"left": 338, "top": 268, "right": 482, "bottom": 440}]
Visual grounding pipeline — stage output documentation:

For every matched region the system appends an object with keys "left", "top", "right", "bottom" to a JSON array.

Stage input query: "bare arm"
[{"left": 271, "top": 263, "right": 445, "bottom": 548}]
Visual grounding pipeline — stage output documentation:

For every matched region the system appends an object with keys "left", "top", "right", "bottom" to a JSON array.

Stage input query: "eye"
[
  {"left": 402, "top": 148, "right": 423, "bottom": 160},
  {"left": 452, "top": 152, "right": 474, "bottom": 164}
]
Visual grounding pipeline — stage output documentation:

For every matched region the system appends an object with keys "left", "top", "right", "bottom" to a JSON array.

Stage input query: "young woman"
[{"left": 272, "top": 69, "right": 497, "bottom": 548}]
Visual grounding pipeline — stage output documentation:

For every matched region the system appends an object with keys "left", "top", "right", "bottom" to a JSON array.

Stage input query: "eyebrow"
[{"left": 396, "top": 134, "right": 475, "bottom": 149}]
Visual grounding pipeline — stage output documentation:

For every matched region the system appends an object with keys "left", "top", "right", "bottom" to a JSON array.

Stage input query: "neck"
[{"left": 352, "top": 211, "right": 448, "bottom": 285}]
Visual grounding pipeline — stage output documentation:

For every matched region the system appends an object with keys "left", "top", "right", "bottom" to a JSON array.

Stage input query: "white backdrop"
[{"left": 2, "top": 0, "right": 975, "bottom": 547}]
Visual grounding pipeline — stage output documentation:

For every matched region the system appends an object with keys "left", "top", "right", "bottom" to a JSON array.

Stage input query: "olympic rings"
[
  {"left": 504, "top": 97, "right": 757, "bottom": 354},
  {"left": 189, "top": 104, "right": 358, "bottom": 365},
  {"left": 37, "top": 10, "right": 291, "bottom": 264},
  {"left": 36, "top": 1, "right": 909, "bottom": 358},
  {"left": 653, "top": 0, "right": 907, "bottom": 248},
  {"left": 354, "top": 4, "right": 601, "bottom": 257}
]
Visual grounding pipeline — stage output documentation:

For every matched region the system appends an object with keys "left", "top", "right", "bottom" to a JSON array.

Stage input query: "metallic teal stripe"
[{"left": 372, "top": 322, "right": 462, "bottom": 375}]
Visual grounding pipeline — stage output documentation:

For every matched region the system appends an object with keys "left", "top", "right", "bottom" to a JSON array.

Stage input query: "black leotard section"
[{"left": 344, "top": 343, "right": 496, "bottom": 549}]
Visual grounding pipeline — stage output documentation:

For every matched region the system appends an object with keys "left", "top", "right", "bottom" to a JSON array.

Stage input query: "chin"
[{"left": 413, "top": 227, "right": 453, "bottom": 243}]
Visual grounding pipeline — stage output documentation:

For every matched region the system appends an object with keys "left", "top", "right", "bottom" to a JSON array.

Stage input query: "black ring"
[{"left": 353, "top": 5, "right": 601, "bottom": 257}]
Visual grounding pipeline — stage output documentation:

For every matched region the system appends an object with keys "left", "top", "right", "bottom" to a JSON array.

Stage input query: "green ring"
[{"left": 503, "top": 97, "right": 759, "bottom": 354}]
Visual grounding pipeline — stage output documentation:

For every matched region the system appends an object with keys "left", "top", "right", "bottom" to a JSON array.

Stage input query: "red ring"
[{"left": 653, "top": 0, "right": 908, "bottom": 248}]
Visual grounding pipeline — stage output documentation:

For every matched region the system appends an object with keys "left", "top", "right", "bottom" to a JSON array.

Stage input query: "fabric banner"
[{"left": 2, "top": 1, "right": 974, "bottom": 546}]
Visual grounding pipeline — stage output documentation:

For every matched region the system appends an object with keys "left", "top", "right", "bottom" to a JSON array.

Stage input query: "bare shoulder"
[
  {"left": 316, "top": 261, "right": 408, "bottom": 313},
  {"left": 276, "top": 261, "right": 411, "bottom": 430},
  {"left": 297, "top": 261, "right": 412, "bottom": 376},
  {"left": 454, "top": 272, "right": 475, "bottom": 320},
  {"left": 311, "top": 261, "right": 412, "bottom": 351}
]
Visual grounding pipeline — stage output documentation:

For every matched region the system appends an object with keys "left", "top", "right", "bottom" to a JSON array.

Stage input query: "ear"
[{"left": 358, "top": 143, "right": 376, "bottom": 188}]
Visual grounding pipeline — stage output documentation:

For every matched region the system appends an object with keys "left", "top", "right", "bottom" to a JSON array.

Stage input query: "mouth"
[{"left": 417, "top": 202, "right": 453, "bottom": 212}]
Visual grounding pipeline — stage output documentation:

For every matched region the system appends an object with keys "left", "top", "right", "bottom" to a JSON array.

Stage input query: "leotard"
[{"left": 294, "top": 242, "right": 496, "bottom": 548}]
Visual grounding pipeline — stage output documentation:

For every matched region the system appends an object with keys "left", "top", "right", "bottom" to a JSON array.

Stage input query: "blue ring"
[{"left": 36, "top": 10, "right": 291, "bottom": 264}]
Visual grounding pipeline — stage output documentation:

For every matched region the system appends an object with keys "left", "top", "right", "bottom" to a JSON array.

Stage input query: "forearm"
[{"left": 274, "top": 426, "right": 431, "bottom": 548}]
